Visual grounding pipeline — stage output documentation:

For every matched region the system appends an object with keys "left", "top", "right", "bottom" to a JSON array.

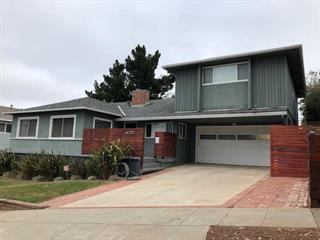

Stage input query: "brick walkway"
[
  {"left": 221, "top": 176, "right": 309, "bottom": 208},
  {"left": 40, "top": 169, "right": 171, "bottom": 208}
]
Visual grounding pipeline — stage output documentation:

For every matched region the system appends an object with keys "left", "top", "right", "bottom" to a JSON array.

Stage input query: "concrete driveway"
[{"left": 63, "top": 164, "right": 268, "bottom": 208}]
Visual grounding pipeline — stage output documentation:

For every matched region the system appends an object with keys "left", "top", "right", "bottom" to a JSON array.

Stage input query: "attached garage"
[{"left": 196, "top": 126, "right": 270, "bottom": 166}]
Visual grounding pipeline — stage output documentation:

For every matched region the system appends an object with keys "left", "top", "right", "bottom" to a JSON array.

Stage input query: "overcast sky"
[{"left": 0, "top": 0, "right": 319, "bottom": 109}]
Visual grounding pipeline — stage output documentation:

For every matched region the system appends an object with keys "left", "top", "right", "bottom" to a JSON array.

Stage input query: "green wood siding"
[
  {"left": 201, "top": 82, "right": 248, "bottom": 110},
  {"left": 251, "top": 55, "right": 288, "bottom": 108},
  {"left": 174, "top": 68, "right": 199, "bottom": 112}
]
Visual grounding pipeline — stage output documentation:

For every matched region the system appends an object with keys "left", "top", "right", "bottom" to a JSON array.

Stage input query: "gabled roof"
[
  {"left": 6, "top": 97, "right": 123, "bottom": 117},
  {"left": 0, "top": 106, "right": 16, "bottom": 122},
  {"left": 163, "top": 44, "right": 306, "bottom": 97}
]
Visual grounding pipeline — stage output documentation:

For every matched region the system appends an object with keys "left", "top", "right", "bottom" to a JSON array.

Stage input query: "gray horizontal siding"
[
  {"left": 201, "top": 82, "right": 248, "bottom": 110},
  {"left": 174, "top": 68, "right": 198, "bottom": 112}
]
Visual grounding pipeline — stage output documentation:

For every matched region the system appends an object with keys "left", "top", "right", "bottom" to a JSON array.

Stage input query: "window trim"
[
  {"left": 124, "top": 122, "right": 137, "bottom": 129},
  {"left": 93, "top": 117, "right": 113, "bottom": 129},
  {"left": 202, "top": 61, "right": 249, "bottom": 86},
  {"left": 16, "top": 116, "right": 39, "bottom": 139},
  {"left": 49, "top": 114, "right": 76, "bottom": 140},
  {"left": 178, "top": 123, "right": 187, "bottom": 140}
]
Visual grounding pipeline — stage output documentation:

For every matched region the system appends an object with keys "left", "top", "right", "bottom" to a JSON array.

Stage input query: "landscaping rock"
[
  {"left": 87, "top": 176, "right": 97, "bottom": 180},
  {"left": 70, "top": 175, "right": 81, "bottom": 180},
  {"left": 109, "top": 175, "right": 121, "bottom": 181},
  {"left": 16, "top": 174, "right": 30, "bottom": 180},
  {"left": 2, "top": 171, "right": 17, "bottom": 179},
  {"left": 32, "top": 175, "right": 48, "bottom": 182},
  {"left": 53, "top": 177, "right": 64, "bottom": 181}
]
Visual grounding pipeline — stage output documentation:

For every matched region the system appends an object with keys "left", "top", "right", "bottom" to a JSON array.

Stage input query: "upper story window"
[
  {"left": 50, "top": 115, "right": 75, "bottom": 139},
  {"left": 0, "top": 122, "right": 12, "bottom": 133},
  {"left": 202, "top": 62, "right": 249, "bottom": 85},
  {"left": 93, "top": 117, "right": 112, "bottom": 129},
  {"left": 17, "top": 117, "right": 39, "bottom": 138}
]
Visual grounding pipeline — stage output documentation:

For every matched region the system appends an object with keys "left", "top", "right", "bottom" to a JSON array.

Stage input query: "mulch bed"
[{"left": 206, "top": 225, "right": 320, "bottom": 240}]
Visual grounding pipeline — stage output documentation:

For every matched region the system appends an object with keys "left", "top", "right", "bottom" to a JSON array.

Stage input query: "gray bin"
[{"left": 120, "top": 157, "right": 141, "bottom": 178}]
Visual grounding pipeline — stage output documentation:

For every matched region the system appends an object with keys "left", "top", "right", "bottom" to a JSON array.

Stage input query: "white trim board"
[{"left": 115, "top": 111, "right": 287, "bottom": 122}]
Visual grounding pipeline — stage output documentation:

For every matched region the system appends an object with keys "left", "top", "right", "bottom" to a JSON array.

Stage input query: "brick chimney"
[{"left": 131, "top": 89, "right": 150, "bottom": 107}]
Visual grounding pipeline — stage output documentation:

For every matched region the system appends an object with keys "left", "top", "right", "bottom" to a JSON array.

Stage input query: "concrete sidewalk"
[{"left": 0, "top": 207, "right": 319, "bottom": 240}]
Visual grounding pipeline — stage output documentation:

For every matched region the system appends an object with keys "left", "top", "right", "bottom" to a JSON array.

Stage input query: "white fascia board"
[
  {"left": 114, "top": 111, "right": 287, "bottom": 122},
  {"left": 4, "top": 107, "right": 122, "bottom": 117}
]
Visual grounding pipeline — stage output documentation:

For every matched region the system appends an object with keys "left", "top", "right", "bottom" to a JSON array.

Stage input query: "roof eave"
[{"left": 4, "top": 107, "right": 123, "bottom": 117}]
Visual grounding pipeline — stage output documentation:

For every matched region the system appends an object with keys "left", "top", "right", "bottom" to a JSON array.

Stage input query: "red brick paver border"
[
  {"left": 221, "top": 176, "right": 309, "bottom": 208},
  {"left": 40, "top": 169, "right": 171, "bottom": 208}
]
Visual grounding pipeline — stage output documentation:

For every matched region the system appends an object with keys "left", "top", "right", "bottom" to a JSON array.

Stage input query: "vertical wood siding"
[
  {"left": 201, "top": 82, "right": 248, "bottom": 110},
  {"left": 252, "top": 55, "right": 290, "bottom": 109},
  {"left": 174, "top": 68, "right": 199, "bottom": 111}
]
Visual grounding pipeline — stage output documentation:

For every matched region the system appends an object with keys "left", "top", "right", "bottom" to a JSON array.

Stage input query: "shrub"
[
  {"left": 0, "top": 150, "right": 16, "bottom": 174},
  {"left": 69, "top": 159, "right": 87, "bottom": 179},
  {"left": 15, "top": 154, "right": 39, "bottom": 179},
  {"left": 34, "top": 152, "right": 67, "bottom": 181},
  {"left": 15, "top": 152, "right": 67, "bottom": 181},
  {"left": 86, "top": 140, "right": 133, "bottom": 180}
]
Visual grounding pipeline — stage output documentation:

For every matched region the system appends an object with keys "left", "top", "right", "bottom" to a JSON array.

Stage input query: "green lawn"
[{"left": 0, "top": 177, "right": 112, "bottom": 203}]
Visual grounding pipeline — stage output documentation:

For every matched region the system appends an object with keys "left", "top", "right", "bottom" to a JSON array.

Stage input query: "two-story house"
[{"left": 5, "top": 45, "right": 305, "bottom": 167}]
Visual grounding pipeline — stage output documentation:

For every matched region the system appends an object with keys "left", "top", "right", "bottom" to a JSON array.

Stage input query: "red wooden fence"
[
  {"left": 82, "top": 128, "right": 145, "bottom": 157},
  {"left": 154, "top": 132, "right": 177, "bottom": 158},
  {"left": 271, "top": 125, "right": 309, "bottom": 178},
  {"left": 309, "top": 133, "right": 320, "bottom": 207}
]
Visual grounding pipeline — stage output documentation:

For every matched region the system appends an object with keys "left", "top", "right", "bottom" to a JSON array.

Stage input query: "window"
[
  {"left": 202, "top": 62, "right": 249, "bottom": 85},
  {"left": 257, "top": 134, "right": 270, "bottom": 141},
  {"left": 200, "top": 134, "right": 216, "bottom": 140},
  {"left": 5, "top": 124, "right": 12, "bottom": 133},
  {"left": 145, "top": 122, "right": 172, "bottom": 138},
  {"left": 93, "top": 117, "right": 112, "bottom": 129},
  {"left": 125, "top": 122, "right": 137, "bottom": 128},
  {"left": 50, "top": 115, "right": 75, "bottom": 138},
  {"left": 0, "top": 123, "right": 5, "bottom": 132},
  {"left": 237, "top": 134, "right": 256, "bottom": 140},
  {"left": 17, "top": 117, "right": 39, "bottom": 138},
  {"left": 218, "top": 134, "right": 236, "bottom": 140},
  {"left": 178, "top": 123, "right": 187, "bottom": 140}
]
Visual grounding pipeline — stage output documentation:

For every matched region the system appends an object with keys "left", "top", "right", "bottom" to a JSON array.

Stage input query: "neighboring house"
[
  {"left": 5, "top": 45, "right": 305, "bottom": 167},
  {"left": 0, "top": 106, "right": 15, "bottom": 150}
]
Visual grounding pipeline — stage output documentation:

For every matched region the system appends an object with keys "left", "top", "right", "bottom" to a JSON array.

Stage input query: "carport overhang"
[{"left": 114, "top": 110, "right": 287, "bottom": 125}]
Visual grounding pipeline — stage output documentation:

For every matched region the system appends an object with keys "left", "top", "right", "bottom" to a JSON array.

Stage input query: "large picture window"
[
  {"left": 50, "top": 115, "right": 75, "bottom": 138},
  {"left": 202, "top": 62, "right": 248, "bottom": 85},
  {"left": 17, "top": 117, "right": 39, "bottom": 138}
]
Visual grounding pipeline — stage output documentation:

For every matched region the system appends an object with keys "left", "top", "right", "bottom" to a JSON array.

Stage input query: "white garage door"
[{"left": 196, "top": 126, "right": 270, "bottom": 166}]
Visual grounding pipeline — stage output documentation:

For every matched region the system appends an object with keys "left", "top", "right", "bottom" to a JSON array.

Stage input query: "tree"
[
  {"left": 86, "top": 45, "right": 175, "bottom": 102},
  {"left": 85, "top": 60, "right": 131, "bottom": 102},
  {"left": 299, "top": 71, "right": 320, "bottom": 123}
]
